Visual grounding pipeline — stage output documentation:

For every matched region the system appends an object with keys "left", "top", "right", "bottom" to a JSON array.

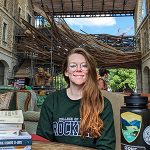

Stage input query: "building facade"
[
  {"left": 135, "top": 0, "right": 150, "bottom": 93},
  {"left": 0, "top": 0, "right": 34, "bottom": 85}
]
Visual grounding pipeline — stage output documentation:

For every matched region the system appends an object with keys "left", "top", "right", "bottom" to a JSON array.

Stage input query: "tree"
[
  {"left": 53, "top": 74, "right": 67, "bottom": 90},
  {"left": 108, "top": 68, "right": 136, "bottom": 92}
]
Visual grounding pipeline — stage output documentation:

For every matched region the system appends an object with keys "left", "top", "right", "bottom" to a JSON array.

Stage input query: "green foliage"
[
  {"left": 108, "top": 69, "right": 136, "bottom": 92},
  {"left": 53, "top": 74, "right": 67, "bottom": 90},
  {"left": 52, "top": 69, "right": 136, "bottom": 92}
]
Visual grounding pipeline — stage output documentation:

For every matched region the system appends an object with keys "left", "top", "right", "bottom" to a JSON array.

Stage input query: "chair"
[
  {"left": 16, "top": 90, "right": 40, "bottom": 134},
  {"left": 0, "top": 92, "right": 14, "bottom": 110},
  {"left": 16, "top": 90, "right": 31, "bottom": 112},
  {"left": 0, "top": 85, "right": 17, "bottom": 94},
  {"left": 101, "top": 90, "right": 125, "bottom": 150},
  {"left": 0, "top": 86, "right": 17, "bottom": 110}
]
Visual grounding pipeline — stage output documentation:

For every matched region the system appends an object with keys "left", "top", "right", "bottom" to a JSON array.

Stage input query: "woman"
[
  {"left": 97, "top": 78, "right": 107, "bottom": 90},
  {"left": 36, "top": 48, "right": 116, "bottom": 149},
  {"left": 98, "top": 68, "right": 109, "bottom": 90}
]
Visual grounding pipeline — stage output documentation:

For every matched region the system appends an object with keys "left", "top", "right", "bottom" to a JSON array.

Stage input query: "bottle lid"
[{"left": 124, "top": 93, "right": 148, "bottom": 105}]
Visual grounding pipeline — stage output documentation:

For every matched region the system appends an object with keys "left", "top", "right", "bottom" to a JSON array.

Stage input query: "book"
[
  {"left": 0, "top": 110, "right": 23, "bottom": 123},
  {"left": 0, "top": 131, "right": 32, "bottom": 147},
  {"left": 0, "top": 131, "right": 31, "bottom": 140},
  {"left": 0, "top": 123, "right": 22, "bottom": 131},
  {"left": 0, "top": 130, "right": 20, "bottom": 136},
  {"left": 0, "top": 138, "right": 32, "bottom": 146},
  {"left": 0, "top": 145, "right": 31, "bottom": 150}
]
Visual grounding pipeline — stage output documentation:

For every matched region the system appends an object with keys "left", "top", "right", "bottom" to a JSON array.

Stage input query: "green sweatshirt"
[{"left": 36, "top": 89, "right": 116, "bottom": 149}]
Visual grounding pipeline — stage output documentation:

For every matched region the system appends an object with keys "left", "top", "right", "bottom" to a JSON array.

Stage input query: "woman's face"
[{"left": 65, "top": 53, "right": 88, "bottom": 86}]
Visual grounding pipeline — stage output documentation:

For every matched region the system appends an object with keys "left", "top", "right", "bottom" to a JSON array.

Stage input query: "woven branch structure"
[{"left": 16, "top": 5, "right": 141, "bottom": 73}]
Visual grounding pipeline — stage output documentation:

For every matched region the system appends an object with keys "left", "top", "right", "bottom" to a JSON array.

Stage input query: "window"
[
  {"left": 2, "top": 22, "right": 7, "bottom": 44},
  {"left": 136, "top": 37, "right": 141, "bottom": 52},
  {"left": 18, "top": 7, "right": 21, "bottom": 21},
  {"left": 143, "top": 31, "right": 148, "bottom": 54},
  {"left": 142, "top": 0, "right": 146, "bottom": 19},
  {"left": 0, "top": 61, "right": 4, "bottom": 85},
  {"left": 27, "top": 14, "right": 32, "bottom": 24},
  {"left": 4, "top": 0, "right": 7, "bottom": 7},
  {"left": 35, "top": 16, "right": 48, "bottom": 28}
]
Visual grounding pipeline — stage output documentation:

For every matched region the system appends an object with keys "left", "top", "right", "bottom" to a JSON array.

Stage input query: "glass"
[{"left": 68, "top": 62, "right": 88, "bottom": 72}]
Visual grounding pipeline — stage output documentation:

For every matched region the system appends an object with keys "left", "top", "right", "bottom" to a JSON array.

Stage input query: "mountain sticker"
[{"left": 121, "top": 111, "right": 142, "bottom": 143}]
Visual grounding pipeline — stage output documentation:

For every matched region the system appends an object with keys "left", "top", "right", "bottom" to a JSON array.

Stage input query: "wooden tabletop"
[{"left": 32, "top": 141, "right": 95, "bottom": 150}]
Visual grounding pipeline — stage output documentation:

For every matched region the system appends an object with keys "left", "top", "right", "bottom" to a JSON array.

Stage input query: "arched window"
[{"left": 0, "top": 61, "right": 5, "bottom": 85}]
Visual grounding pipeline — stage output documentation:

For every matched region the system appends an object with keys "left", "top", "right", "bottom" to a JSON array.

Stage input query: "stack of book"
[{"left": 0, "top": 110, "right": 32, "bottom": 150}]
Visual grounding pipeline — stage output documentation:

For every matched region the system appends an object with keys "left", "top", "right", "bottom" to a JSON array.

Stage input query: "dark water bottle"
[{"left": 120, "top": 93, "right": 150, "bottom": 150}]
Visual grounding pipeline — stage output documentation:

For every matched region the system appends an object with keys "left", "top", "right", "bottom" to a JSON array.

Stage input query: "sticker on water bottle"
[
  {"left": 143, "top": 125, "right": 150, "bottom": 145},
  {"left": 121, "top": 143, "right": 146, "bottom": 150},
  {"left": 121, "top": 112, "right": 142, "bottom": 143}
]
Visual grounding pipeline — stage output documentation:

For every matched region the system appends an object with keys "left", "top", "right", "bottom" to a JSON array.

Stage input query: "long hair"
[{"left": 62, "top": 48, "right": 104, "bottom": 138}]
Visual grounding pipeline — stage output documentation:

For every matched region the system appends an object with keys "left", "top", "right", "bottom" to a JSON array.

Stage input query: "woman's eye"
[
  {"left": 81, "top": 64, "right": 87, "bottom": 68},
  {"left": 69, "top": 64, "right": 77, "bottom": 68}
]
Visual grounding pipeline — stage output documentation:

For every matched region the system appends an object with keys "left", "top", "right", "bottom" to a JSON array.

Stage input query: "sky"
[{"left": 65, "top": 16, "right": 134, "bottom": 36}]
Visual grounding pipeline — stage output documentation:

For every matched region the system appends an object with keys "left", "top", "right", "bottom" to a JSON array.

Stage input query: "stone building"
[
  {"left": 135, "top": 0, "right": 150, "bottom": 93},
  {"left": 0, "top": 0, "right": 34, "bottom": 85}
]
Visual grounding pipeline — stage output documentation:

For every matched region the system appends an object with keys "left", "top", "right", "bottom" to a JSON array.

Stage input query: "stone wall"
[
  {"left": 0, "top": 0, "right": 34, "bottom": 85},
  {"left": 134, "top": 0, "right": 150, "bottom": 93}
]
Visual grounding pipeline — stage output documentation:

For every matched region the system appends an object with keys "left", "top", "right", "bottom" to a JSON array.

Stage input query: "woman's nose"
[{"left": 76, "top": 65, "right": 82, "bottom": 71}]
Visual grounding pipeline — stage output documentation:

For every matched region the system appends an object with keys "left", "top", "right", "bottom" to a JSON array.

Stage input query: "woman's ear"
[{"left": 65, "top": 70, "right": 69, "bottom": 77}]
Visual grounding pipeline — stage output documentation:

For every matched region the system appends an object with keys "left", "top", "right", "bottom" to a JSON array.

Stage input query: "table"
[{"left": 32, "top": 141, "right": 95, "bottom": 150}]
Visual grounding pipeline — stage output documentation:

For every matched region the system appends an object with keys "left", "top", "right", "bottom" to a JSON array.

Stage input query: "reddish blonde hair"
[{"left": 62, "top": 48, "right": 104, "bottom": 138}]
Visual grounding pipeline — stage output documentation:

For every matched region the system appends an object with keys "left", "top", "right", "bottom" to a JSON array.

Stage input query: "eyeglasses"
[{"left": 68, "top": 62, "right": 88, "bottom": 72}]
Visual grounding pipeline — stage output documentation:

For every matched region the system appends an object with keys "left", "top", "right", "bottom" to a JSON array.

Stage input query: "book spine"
[
  {"left": 0, "top": 139, "right": 32, "bottom": 147},
  {"left": 0, "top": 145, "right": 31, "bottom": 150},
  {"left": 0, "top": 132, "right": 31, "bottom": 140},
  {"left": 0, "top": 130, "right": 20, "bottom": 136},
  {"left": 0, "top": 124, "right": 22, "bottom": 131},
  {"left": 0, "top": 118, "right": 23, "bottom": 124},
  {"left": 0, "top": 136, "right": 31, "bottom": 140},
  {"left": 0, "top": 110, "right": 23, "bottom": 124}
]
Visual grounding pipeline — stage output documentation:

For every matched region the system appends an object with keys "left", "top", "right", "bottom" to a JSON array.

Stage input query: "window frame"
[
  {"left": 18, "top": 6, "right": 22, "bottom": 22},
  {"left": 27, "top": 13, "right": 32, "bottom": 24},
  {"left": 4, "top": 0, "right": 7, "bottom": 8},
  {"left": 1, "top": 19, "right": 8, "bottom": 46}
]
